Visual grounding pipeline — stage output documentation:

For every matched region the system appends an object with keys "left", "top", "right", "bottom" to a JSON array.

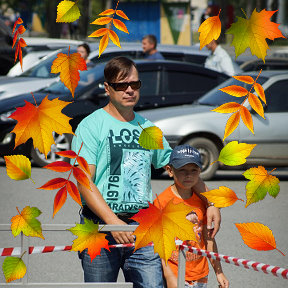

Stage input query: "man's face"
[
  {"left": 77, "top": 46, "right": 88, "bottom": 60},
  {"left": 142, "top": 38, "right": 154, "bottom": 54},
  {"left": 206, "top": 41, "right": 213, "bottom": 51},
  {"left": 104, "top": 66, "right": 140, "bottom": 110}
]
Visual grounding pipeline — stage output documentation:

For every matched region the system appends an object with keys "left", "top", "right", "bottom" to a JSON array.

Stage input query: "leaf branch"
[{"left": 108, "top": 0, "right": 120, "bottom": 30}]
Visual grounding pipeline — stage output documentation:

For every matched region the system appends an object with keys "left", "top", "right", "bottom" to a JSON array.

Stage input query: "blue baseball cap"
[{"left": 169, "top": 145, "right": 202, "bottom": 170}]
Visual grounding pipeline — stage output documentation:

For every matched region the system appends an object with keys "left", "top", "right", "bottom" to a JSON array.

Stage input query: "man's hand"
[
  {"left": 206, "top": 206, "right": 221, "bottom": 238},
  {"left": 216, "top": 272, "right": 229, "bottom": 288},
  {"left": 110, "top": 218, "right": 135, "bottom": 244}
]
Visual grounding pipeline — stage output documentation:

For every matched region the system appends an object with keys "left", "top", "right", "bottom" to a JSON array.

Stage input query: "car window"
[
  {"left": 164, "top": 71, "right": 219, "bottom": 94},
  {"left": 265, "top": 80, "right": 288, "bottom": 113},
  {"left": 199, "top": 76, "right": 268, "bottom": 106},
  {"left": 139, "top": 71, "right": 159, "bottom": 96}
]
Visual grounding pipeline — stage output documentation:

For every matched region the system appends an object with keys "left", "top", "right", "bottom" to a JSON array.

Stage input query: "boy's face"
[{"left": 167, "top": 163, "right": 201, "bottom": 189}]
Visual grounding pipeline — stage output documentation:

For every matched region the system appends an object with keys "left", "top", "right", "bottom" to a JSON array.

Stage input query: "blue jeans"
[{"left": 79, "top": 213, "right": 163, "bottom": 288}]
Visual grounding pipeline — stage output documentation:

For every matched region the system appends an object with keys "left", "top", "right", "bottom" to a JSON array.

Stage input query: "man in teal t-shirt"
[{"left": 72, "top": 56, "right": 170, "bottom": 287}]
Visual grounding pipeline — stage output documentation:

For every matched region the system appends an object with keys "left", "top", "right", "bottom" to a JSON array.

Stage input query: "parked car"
[
  {"left": 240, "top": 57, "right": 288, "bottom": 72},
  {"left": 0, "top": 60, "right": 228, "bottom": 166},
  {"left": 139, "top": 70, "right": 288, "bottom": 180},
  {"left": 0, "top": 42, "right": 210, "bottom": 99},
  {"left": 7, "top": 38, "right": 84, "bottom": 76}
]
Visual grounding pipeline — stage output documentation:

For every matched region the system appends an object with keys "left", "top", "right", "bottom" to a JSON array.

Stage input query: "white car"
[{"left": 139, "top": 70, "right": 288, "bottom": 180}]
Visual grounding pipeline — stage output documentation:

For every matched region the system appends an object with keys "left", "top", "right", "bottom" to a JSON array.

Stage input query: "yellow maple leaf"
[
  {"left": 11, "top": 206, "right": 44, "bottom": 239},
  {"left": 56, "top": 0, "right": 81, "bottom": 23},
  {"left": 9, "top": 96, "right": 73, "bottom": 158},
  {"left": 51, "top": 47, "right": 87, "bottom": 98},
  {"left": 198, "top": 10, "right": 221, "bottom": 50},
  {"left": 132, "top": 201, "right": 197, "bottom": 263},
  {"left": 243, "top": 166, "right": 280, "bottom": 207},
  {"left": 68, "top": 218, "right": 109, "bottom": 262},
  {"left": 227, "top": 9, "right": 285, "bottom": 62},
  {"left": 4, "top": 155, "right": 34, "bottom": 183},
  {"left": 201, "top": 186, "right": 244, "bottom": 208}
]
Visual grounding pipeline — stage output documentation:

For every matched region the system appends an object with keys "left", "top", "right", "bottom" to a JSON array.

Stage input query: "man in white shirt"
[{"left": 204, "top": 39, "right": 235, "bottom": 76}]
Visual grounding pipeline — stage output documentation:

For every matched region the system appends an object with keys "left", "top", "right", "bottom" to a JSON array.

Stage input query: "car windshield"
[
  {"left": 42, "top": 65, "right": 104, "bottom": 96},
  {"left": 20, "top": 48, "right": 77, "bottom": 78},
  {"left": 198, "top": 76, "right": 268, "bottom": 106}
]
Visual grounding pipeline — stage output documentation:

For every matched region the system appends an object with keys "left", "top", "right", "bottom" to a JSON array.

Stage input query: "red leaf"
[
  {"left": 18, "top": 38, "right": 27, "bottom": 47},
  {"left": 17, "top": 25, "right": 26, "bottom": 35},
  {"left": 55, "top": 150, "right": 77, "bottom": 159},
  {"left": 116, "top": 10, "right": 129, "bottom": 20},
  {"left": 53, "top": 187, "right": 67, "bottom": 218},
  {"left": 73, "top": 167, "right": 91, "bottom": 190},
  {"left": 19, "top": 46, "right": 23, "bottom": 71},
  {"left": 77, "top": 156, "right": 91, "bottom": 176},
  {"left": 240, "top": 106, "right": 254, "bottom": 134},
  {"left": 43, "top": 161, "right": 72, "bottom": 172},
  {"left": 14, "top": 42, "right": 20, "bottom": 63},
  {"left": 12, "top": 31, "right": 18, "bottom": 48},
  {"left": 66, "top": 180, "right": 82, "bottom": 206},
  {"left": 38, "top": 178, "right": 67, "bottom": 190},
  {"left": 12, "top": 18, "right": 23, "bottom": 34}
]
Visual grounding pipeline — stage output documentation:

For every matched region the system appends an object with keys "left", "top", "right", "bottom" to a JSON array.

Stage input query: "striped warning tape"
[{"left": 1, "top": 243, "right": 287, "bottom": 280}]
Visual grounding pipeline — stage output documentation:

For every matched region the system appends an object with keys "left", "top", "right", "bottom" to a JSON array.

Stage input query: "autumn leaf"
[
  {"left": 55, "top": 150, "right": 77, "bottom": 159},
  {"left": 77, "top": 156, "right": 91, "bottom": 176},
  {"left": 73, "top": 166, "right": 91, "bottom": 190},
  {"left": 254, "top": 82, "right": 266, "bottom": 104},
  {"left": 227, "top": 9, "right": 285, "bottom": 62},
  {"left": 44, "top": 161, "right": 72, "bottom": 172},
  {"left": 38, "top": 177, "right": 68, "bottom": 190},
  {"left": 88, "top": 27, "right": 108, "bottom": 37},
  {"left": 11, "top": 206, "right": 44, "bottom": 239},
  {"left": 235, "top": 222, "right": 285, "bottom": 255},
  {"left": 198, "top": 10, "right": 221, "bottom": 49},
  {"left": 56, "top": 0, "right": 81, "bottom": 23},
  {"left": 116, "top": 10, "right": 129, "bottom": 20},
  {"left": 51, "top": 48, "right": 87, "bottom": 97},
  {"left": 201, "top": 186, "right": 244, "bottom": 208},
  {"left": 243, "top": 166, "right": 280, "bottom": 207},
  {"left": 240, "top": 105, "right": 254, "bottom": 134},
  {"left": 12, "top": 17, "right": 23, "bottom": 34},
  {"left": 68, "top": 218, "right": 110, "bottom": 262},
  {"left": 212, "top": 102, "right": 242, "bottom": 114},
  {"left": 138, "top": 123, "right": 163, "bottom": 150},
  {"left": 91, "top": 17, "right": 112, "bottom": 25},
  {"left": 4, "top": 155, "right": 34, "bottom": 182},
  {"left": 248, "top": 93, "right": 265, "bottom": 118},
  {"left": 224, "top": 112, "right": 240, "bottom": 140},
  {"left": 12, "top": 25, "right": 26, "bottom": 48},
  {"left": 219, "top": 85, "right": 248, "bottom": 97},
  {"left": 214, "top": 141, "right": 257, "bottom": 166},
  {"left": 99, "top": 34, "right": 109, "bottom": 58},
  {"left": 113, "top": 19, "right": 129, "bottom": 34},
  {"left": 108, "top": 29, "right": 121, "bottom": 48},
  {"left": 132, "top": 201, "right": 197, "bottom": 263},
  {"left": 14, "top": 38, "right": 27, "bottom": 71},
  {"left": 233, "top": 75, "right": 254, "bottom": 84},
  {"left": 2, "top": 255, "right": 26, "bottom": 283},
  {"left": 9, "top": 96, "right": 73, "bottom": 158},
  {"left": 99, "top": 9, "right": 115, "bottom": 16}
]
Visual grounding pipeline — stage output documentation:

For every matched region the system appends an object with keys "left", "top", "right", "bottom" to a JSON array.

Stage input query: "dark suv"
[{"left": 0, "top": 60, "right": 228, "bottom": 166}]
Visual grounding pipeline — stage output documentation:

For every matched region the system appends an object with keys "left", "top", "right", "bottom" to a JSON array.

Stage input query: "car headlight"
[{"left": 0, "top": 110, "right": 16, "bottom": 122}]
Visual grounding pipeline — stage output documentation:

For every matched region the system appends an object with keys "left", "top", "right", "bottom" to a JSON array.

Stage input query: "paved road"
[{"left": 0, "top": 166, "right": 287, "bottom": 287}]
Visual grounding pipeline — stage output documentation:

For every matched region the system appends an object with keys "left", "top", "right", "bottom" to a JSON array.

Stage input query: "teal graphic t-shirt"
[{"left": 72, "top": 108, "right": 172, "bottom": 213}]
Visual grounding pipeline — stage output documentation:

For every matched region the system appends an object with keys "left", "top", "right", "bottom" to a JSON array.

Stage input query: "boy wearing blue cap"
[{"left": 153, "top": 145, "right": 229, "bottom": 288}]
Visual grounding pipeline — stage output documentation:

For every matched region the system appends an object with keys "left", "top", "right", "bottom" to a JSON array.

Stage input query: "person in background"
[
  {"left": 142, "top": 34, "right": 164, "bottom": 60},
  {"left": 77, "top": 43, "right": 93, "bottom": 68},
  {"left": 200, "top": 5, "right": 213, "bottom": 24},
  {"left": 204, "top": 39, "right": 235, "bottom": 76}
]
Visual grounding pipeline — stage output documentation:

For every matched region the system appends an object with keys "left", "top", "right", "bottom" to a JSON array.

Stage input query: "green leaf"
[
  {"left": 2, "top": 256, "right": 27, "bottom": 283},
  {"left": 138, "top": 123, "right": 164, "bottom": 150}
]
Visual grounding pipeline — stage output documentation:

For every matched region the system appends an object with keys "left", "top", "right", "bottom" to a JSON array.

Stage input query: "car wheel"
[
  {"left": 30, "top": 133, "right": 73, "bottom": 167},
  {"left": 184, "top": 137, "right": 219, "bottom": 180}
]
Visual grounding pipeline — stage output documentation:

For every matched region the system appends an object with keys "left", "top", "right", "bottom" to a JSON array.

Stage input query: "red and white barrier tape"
[{"left": 1, "top": 243, "right": 287, "bottom": 280}]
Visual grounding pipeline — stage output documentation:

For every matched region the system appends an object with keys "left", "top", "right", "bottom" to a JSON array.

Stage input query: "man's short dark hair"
[
  {"left": 78, "top": 43, "right": 91, "bottom": 56},
  {"left": 104, "top": 56, "right": 137, "bottom": 83},
  {"left": 142, "top": 34, "right": 157, "bottom": 49}
]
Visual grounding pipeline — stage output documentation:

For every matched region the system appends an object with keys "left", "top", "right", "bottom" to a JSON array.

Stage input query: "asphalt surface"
[{"left": 0, "top": 166, "right": 288, "bottom": 287}]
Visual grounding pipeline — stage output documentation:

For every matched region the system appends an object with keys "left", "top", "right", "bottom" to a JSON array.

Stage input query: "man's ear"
[
  {"left": 104, "top": 82, "right": 110, "bottom": 96},
  {"left": 165, "top": 164, "right": 173, "bottom": 177}
]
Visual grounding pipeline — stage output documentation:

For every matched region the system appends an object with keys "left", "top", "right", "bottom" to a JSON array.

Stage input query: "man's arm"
[
  {"left": 192, "top": 177, "right": 221, "bottom": 238},
  {"left": 77, "top": 164, "right": 135, "bottom": 244}
]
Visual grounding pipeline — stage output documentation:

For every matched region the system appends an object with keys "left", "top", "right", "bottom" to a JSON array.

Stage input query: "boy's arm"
[
  {"left": 203, "top": 226, "right": 229, "bottom": 288},
  {"left": 192, "top": 177, "right": 221, "bottom": 238},
  {"left": 161, "top": 259, "right": 177, "bottom": 288}
]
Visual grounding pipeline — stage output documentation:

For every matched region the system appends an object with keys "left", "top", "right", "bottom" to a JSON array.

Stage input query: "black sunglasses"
[{"left": 107, "top": 80, "right": 141, "bottom": 91}]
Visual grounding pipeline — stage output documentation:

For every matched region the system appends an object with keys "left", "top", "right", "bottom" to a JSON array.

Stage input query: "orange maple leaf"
[
  {"left": 132, "top": 201, "right": 197, "bottom": 263},
  {"left": 51, "top": 47, "right": 87, "bottom": 98},
  {"left": 198, "top": 9, "right": 221, "bottom": 49},
  {"left": 9, "top": 96, "right": 73, "bottom": 158},
  {"left": 68, "top": 219, "right": 110, "bottom": 262},
  {"left": 227, "top": 9, "right": 286, "bottom": 62},
  {"left": 235, "top": 222, "right": 284, "bottom": 255}
]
